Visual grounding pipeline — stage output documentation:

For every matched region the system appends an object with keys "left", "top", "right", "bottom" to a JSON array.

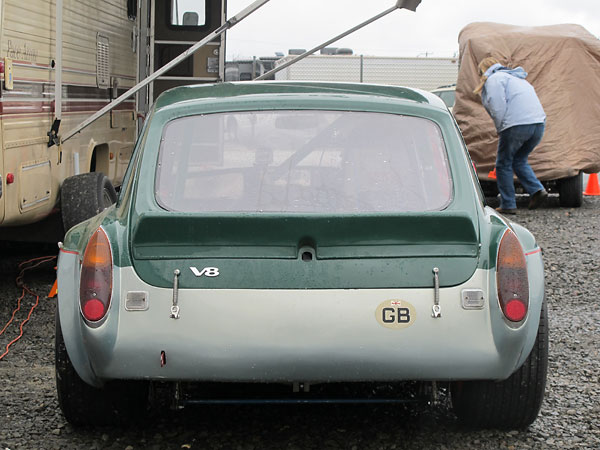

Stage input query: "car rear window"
[{"left": 155, "top": 110, "right": 452, "bottom": 213}]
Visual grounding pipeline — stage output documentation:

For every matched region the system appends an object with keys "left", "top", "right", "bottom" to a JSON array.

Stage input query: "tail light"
[
  {"left": 80, "top": 227, "right": 113, "bottom": 322},
  {"left": 496, "top": 229, "right": 529, "bottom": 322}
]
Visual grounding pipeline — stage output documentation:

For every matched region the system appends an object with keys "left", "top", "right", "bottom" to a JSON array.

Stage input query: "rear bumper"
[{"left": 73, "top": 266, "right": 541, "bottom": 385}]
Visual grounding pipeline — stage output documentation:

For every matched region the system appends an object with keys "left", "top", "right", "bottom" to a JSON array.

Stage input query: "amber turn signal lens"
[
  {"left": 497, "top": 230, "right": 529, "bottom": 323},
  {"left": 80, "top": 228, "right": 113, "bottom": 322},
  {"left": 82, "top": 234, "right": 112, "bottom": 266}
]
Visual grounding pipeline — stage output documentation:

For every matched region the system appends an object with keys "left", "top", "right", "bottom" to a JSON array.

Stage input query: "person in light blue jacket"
[{"left": 474, "top": 57, "right": 548, "bottom": 214}]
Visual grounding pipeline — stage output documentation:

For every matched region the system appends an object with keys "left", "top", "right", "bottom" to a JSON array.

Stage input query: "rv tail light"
[
  {"left": 80, "top": 227, "right": 113, "bottom": 322},
  {"left": 496, "top": 229, "right": 529, "bottom": 322}
]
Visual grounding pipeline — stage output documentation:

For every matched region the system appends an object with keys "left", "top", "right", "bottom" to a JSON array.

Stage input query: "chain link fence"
[{"left": 271, "top": 55, "right": 458, "bottom": 90}]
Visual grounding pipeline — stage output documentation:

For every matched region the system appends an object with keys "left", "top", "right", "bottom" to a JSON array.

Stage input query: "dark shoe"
[
  {"left": 528, "top": 189, "right": 548, "bottom": 210},
  {"left": 496, "top": 207, "right": 517, "bottom": 215}
]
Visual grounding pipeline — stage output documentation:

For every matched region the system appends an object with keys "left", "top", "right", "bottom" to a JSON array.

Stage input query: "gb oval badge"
[{"left": 375, "top": 299, "right": 417, "bottom": 329}]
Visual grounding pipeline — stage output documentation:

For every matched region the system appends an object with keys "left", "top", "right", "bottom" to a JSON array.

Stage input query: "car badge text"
[{"left": 190, "top": 266, "right": 220, "bottom": 277}]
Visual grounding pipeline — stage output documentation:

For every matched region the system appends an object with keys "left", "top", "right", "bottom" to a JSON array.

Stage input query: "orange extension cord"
[{"left": 0, "top": 255, "right": 57, "bottom": 361}]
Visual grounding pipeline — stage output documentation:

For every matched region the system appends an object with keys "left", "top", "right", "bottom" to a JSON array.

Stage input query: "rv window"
[{"left": 170, "top": 0, "right": 206, "bottom": 27}]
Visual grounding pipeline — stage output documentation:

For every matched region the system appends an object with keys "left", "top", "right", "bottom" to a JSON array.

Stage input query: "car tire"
[
  {"left": 558, "top": 172, "right": 583, "bottom": 207},
  {"left": 451, "top": 299, "right": 548, "bottom": 429},
  {"left": 55, "top": 311, "right": 149, "bottom": 426},
  {"left": 60, "top": 172, "right": 117, "bottom": 233}
]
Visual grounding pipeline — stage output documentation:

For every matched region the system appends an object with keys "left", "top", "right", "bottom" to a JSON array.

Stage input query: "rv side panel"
[{"left": 1, "top": 0, "right": 136, "bottom": 227}]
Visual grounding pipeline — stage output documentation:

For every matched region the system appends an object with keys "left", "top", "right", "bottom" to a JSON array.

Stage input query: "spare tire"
[{"left": 61, "top": 172, "right": 117, "bottom": 233}]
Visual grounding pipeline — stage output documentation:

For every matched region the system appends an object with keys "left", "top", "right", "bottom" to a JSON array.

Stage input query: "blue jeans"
[{"left": 496, "top": 123, "right": 545, "bottom": 209}]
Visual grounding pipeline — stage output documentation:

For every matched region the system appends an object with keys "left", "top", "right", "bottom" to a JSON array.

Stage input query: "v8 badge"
[{"left": 190, "top": 267, "right": 220, "bottom": 277}]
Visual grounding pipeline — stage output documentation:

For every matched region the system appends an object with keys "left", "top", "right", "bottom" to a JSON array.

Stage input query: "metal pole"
[
  {"left": 255, "top": 1, "right": 421, "bottom": 81},
  {"left": 360, "top": 54, "right": 363, "bottom": 83},
  {"left": 55, "top": 0, "right": 63, "bottom": 121},
  {"left": 62, "top": 0, "right": 271, "bottom": 143}
]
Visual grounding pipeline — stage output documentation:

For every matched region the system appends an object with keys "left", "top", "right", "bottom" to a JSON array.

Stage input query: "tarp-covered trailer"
[{"left": 454, "top": 22, "right": 600, "bottom": 207}]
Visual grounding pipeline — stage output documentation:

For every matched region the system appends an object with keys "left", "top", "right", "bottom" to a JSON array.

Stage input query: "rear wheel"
[
  {"left": 60, "top": 172, "right": 117, "bottom": 233},
  {"left": 55, "top": 311, "right": 148, "bottom": 426},
  {"left": 451, "top": 300, "right": 548, "bottom": 429},
  {"left": 558, "top": 172, "right": 583, "bottom": 207}
]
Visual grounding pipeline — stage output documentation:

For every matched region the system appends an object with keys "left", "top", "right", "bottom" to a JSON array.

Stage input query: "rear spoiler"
[{"left": 131, "top": 210, "right": 478, "bottom": 260}]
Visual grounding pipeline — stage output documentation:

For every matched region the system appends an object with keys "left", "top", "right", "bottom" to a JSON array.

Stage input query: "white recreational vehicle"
[{"left": 0, "top": 0, "right": 226, "bottom": 240}]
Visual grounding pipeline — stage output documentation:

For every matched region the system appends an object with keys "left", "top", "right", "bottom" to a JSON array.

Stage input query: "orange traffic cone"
[
  {"left": 48, "top": 279, "right": 58, "bottom": 298},
  {"left": 488, "top": 168, "right": 497, "bottom": 180},
  {"left": 583, "top": 173, "right": 600, "bottom": 196}
]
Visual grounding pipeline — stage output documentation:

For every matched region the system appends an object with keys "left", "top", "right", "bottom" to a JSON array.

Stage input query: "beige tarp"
[{"left": 454, "top": 22, "right": 600, "bottom": 181}]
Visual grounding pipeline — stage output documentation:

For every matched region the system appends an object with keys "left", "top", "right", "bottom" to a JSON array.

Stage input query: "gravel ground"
[{"left": 0, "top": 195, "right": 599, "bottom": 450}]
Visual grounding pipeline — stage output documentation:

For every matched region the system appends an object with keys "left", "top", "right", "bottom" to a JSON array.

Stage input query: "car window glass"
[
  {"left": 434, "top": 90, "right": 455, "bottom": 108},
  {"left": 155, "top": 111, "right": 453, "bottom": 213},
  {"left": 442, "top": 91, "right": 456, "bottom": 108}
]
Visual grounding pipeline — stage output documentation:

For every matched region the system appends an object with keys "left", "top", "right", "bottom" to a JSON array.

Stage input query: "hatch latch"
[
  {"left": 170, "top": 269, "right": 181, "bottom": 319},
  {"left": 432, "top": 267, "right": 441, "bottom": 318}
]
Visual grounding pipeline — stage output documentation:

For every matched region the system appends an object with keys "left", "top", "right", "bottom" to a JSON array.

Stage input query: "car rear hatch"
[{"left": 130, "top": 211, "right": 480, "bottom": 289}]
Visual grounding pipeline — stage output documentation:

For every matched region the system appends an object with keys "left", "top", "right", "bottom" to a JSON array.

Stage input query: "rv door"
[{"left": 148, "top": 0, "right": 225, "bottom": 104}]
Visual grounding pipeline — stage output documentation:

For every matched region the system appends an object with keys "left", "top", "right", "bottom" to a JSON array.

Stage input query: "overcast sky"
[{"left": 224, "top": 0, "right": 599, "bottom": 59}]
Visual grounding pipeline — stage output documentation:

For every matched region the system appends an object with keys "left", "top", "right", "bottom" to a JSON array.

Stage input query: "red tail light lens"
[
  {"left": 496, "top": 229, "right": 529, "bottom": 322},
  {"left": 80, "top": 227, "right": 113, "bottom": 322}
]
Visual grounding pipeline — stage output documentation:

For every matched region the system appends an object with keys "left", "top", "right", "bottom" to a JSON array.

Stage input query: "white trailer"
[
  {"left": 0, "top": 0, "right": 227, "bottom": 240},
  {"left": 0, "top": 0, "right": 138, "bottom": 239}
]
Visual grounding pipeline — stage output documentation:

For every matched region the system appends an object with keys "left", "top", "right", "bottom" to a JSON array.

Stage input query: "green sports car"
[{"left": 56, "top": 81, "right": 547, "bottom": 428}]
